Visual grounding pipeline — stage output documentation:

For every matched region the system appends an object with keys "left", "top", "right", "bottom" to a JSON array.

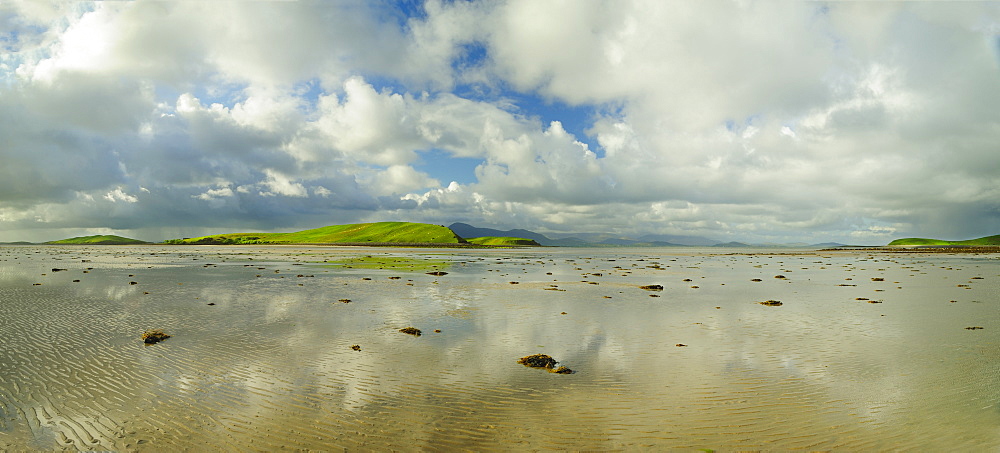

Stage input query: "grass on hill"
[
  {"left": 46, "top": 235, "right": 148, "bottom": 245},
  {"left": 464, "top": 236, "right": 541, "bottom": 246},
  {"left": 165, "top": 222, "right": 467, "bottom": 245},
  {"left": 888, "top": 234, "right": 1000, "bottom": 247}
]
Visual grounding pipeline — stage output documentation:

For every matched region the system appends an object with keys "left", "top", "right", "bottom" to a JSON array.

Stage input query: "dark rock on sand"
[
  {"left": 399, "top": 327, "right": 422, "bottom": 336},
  {"left": 517, "top": 354, "right": 574, "bottom": 374},
  {"left": 518, "top": 354, "right": 558, "bottom": 368},
  {"left": 142, "top": 329, "right": 171, "bottom": 344}
]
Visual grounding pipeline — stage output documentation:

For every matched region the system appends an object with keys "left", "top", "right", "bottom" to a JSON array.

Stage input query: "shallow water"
[{"left": 1, "top": 245, "right": 999, "bottom": 450}]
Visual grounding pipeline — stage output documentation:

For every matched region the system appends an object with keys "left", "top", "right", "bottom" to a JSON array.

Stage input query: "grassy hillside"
[
  {"left": 165, "top": 222, "right": 467, "bottom": 245},
  {"left": 888, "top": 234, "right": 1000, "bottom": 246},
  {"left": 464, "top": 236, "right": 541, "bottom": 246},
  {"left": 46, "top": 235, "right": 148, "bottom": 245}
]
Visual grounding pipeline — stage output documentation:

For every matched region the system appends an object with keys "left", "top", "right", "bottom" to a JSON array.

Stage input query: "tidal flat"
[{"left": 0, "top": 245, "right": 998, "bottom": 450}]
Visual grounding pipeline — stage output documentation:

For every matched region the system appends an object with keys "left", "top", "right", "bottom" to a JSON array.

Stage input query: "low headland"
[
  {"left": 881, "top": 234, "right": 1000, "bottom": 253},
  {"left": 888, "top": 234, "right": 1000, "bottom": 247}
]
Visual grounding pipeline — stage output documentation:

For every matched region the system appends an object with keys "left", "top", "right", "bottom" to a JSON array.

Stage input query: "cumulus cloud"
[{"left": 0, "top": 1, "right": 997, "bottom": 243}]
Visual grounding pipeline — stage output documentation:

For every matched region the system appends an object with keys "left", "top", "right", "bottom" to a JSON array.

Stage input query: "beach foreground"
[{"left": 0, "top": 245, "right": 998, "bottom": 450}]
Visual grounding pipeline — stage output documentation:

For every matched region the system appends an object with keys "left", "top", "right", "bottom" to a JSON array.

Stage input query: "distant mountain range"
[{"left": 448, "top": 223, "right": 847, "bottom": 248}]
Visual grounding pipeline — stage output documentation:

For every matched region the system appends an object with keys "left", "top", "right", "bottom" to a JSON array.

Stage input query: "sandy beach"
[{"left": 0, "top": 245, "right": 998, "bottom": 450}]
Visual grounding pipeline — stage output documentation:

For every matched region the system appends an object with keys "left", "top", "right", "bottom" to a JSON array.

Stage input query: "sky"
[{"left": 0, "top": 0, "right": 998, "bottom": 245}]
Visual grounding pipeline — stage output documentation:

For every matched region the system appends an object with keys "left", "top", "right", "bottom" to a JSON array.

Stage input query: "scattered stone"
[
  {"left": 338, "top": 299, "right": 351, "bottom": 303},
  {"left": 207, "top": 302, "right": 216, "bottom": 306},
  {"left": 751, "top": 278, "right": 762, "bottom": 282},
  {"left": 399, "top": 327, "right": 422, "bottom": 336},
  {"left": 639, "top": 284, "right": 663, "bottom": 291},
  {"left": 434, "top": 329, "right": 442, "bottom": 333},
  {"left": 774, "top": 275, "right": 787, "bottom": 279},
  {"left": 142, "top": 329, "right": 171, "bottom": 344},
  {"left": 72, "top": 279, "right": 80, "bottom": 283},
  {"left": 51, "top": 268, "right": 67, "bottom": 272},
  {"left": 868, "top": 300, "right": 883, "bottom": 304},
  {"left": 758, "top": 300, "right": 783, "bottom": 306},
  {"left": 426, "top": 271, "right": 448, "bottom": 276},
  {"left": 675, "top": 343, "right": 687, "bottom": 347},
  {"left": 552, "top": 366, "right": 574, "bottom": 374},
  {"left": 351, "top": 344, "right": 361, "bottom": 351},
  {"left": 966, "top": 326, "right": 984, "bottom": 330},
  {"left": 129, "top": 281, "right": 138, "bottom": 285},
  {"left": 871, "top": 277, "right": 884, "bottom": 281}
]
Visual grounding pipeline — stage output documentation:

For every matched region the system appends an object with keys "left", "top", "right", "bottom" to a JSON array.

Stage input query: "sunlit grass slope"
[
  {"left": 166, "top": 222, "right": 466, "bottom": 245},
  {"left": 464, "top": 237, "right": 541, "bottom": 246},
  {"left": 888, "top": 234, "right": 1000, "bottom": 246},
  {"left": 46, "top": 235, "right": 148, "bottom": 245}
]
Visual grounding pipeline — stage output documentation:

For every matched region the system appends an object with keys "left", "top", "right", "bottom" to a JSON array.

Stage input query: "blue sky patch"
[{"left": 415, "top": 148, "right": 482, "bottom": 185}]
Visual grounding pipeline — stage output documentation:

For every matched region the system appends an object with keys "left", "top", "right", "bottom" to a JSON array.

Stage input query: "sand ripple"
[{"left": 0, "top": 246, "right": 998, "bottom": 450}]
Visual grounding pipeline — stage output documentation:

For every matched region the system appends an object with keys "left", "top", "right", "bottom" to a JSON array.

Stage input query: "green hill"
[
  {"left": 46, "top": 235, "right": 148, "bottom": 245},
  {"left": 464, "top": 236, "right": 541, "bottom": 246},
  {"left": 888, "top": 234, "right": 1000, "bottom": 247},
  {"left": 165, "top": 222, "right": 467, "bottom": 245}
]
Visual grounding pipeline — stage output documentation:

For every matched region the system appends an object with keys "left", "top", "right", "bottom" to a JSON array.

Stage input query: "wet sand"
[{"left": 1, "top": 245, "right": 998, "bottom": 450}]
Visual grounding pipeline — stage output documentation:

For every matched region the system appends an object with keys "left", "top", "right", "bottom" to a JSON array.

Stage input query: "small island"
[
  {"left": 45, "top": 235, "right": 149, "bottom": 245},
  {"left": 162, "top": 222, "right": 540, "bottom": 247}
]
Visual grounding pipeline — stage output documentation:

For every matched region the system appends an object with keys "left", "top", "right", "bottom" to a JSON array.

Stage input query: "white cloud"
[
  {"left": 103, "top": 187, "right": 138, "bottom": 203},
  {"left": 260, "top": 170, "right": 307, "bottom": 198},
  {"left": 0, "top": 1, "right": 998, "bottom": 244}
]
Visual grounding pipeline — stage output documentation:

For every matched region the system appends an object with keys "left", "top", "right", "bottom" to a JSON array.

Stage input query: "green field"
[
  {"left": 46, "top": 235, "right": 148, "bottom": 245},
  {"left": 164, "top": 222, "right": 467, "bottom": 245},
  {"left": 888, "top": 234, "right": 1000, "bottom": 246},
  {"left": 464, "top": 236, "right": 541, "bottom": 246}
]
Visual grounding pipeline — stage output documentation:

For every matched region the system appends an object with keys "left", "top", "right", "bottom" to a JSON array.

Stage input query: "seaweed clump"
[
  {"left": 399, "top": 327, "right": 422, "bottom": 336},
  {"left": 142, "top": 329, "right": 171, "bottom": 344},
  {"left": 758, "top": 300, "right": 783, "bottom": 306},
  {"left": 517, "top": 354, "right": 574, "bottom": 374}
]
